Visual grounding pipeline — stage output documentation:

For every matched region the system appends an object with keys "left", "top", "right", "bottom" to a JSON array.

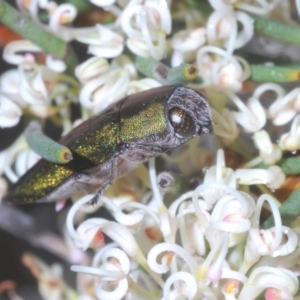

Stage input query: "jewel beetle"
[{"left": 5, "top": 86, "right": 213, "bottom": 204}]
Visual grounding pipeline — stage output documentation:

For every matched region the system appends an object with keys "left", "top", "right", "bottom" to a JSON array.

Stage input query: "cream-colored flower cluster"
[{"left": 1, "top": 0, "right": 300, "bottom": 300}]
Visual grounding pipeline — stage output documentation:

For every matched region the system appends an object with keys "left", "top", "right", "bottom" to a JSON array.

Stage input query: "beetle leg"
[
  {"left": 134, "top": 143, "right": 166, "bottom": 155},
  {"left": 88, "top": 143, "right": 129, "bottom": 205},
  {"left": 89, "top": 181, "right": 112, "bottom": 205}
]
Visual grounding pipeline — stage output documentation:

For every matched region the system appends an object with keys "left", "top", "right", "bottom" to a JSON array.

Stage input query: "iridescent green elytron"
[{"left": 6, "top": 86, "right": 213, "bottom": 204}]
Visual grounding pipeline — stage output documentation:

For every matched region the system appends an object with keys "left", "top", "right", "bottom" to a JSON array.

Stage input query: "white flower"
[
  {"left": 197, "top": 46, "right": 250, "bottom": 92},
  {"left": 121, "top": 0, "right": 171, "bottom": 60},
  {"left": 3, "top": 40, "right": 41, "bottom": 65},
  {"left": 206, "top": 11, "right": 253, "bottom": 54},
  {"left": 3, "top": 40, "right": 65, "bottom": 72},
  {"left": 76, "top": 25, "right": 124, "bottom": 58},
  {"left": 75, "top": 57, "right": 109, "bottom": 84},
  {"left": 239, "top": 267, "right": 298, "bottom": 300},
  {"left": 253, "top": 130, "right": 282, "bottom": 165},
  {"left": 48, "top": 3, "right": 77, "bottom": 41},
  {"left": 229, "top": 93, "right": 266, "bottom": 133},
  {"left": 279, "top": 114, "right": 300, "bottom": 152},
  {"left": 209, "top": 192, "right": 255, "bottom": 236},
  {"left": 79, "top": 68, "right": 130, "bottom": 113},
  {"left": 171, "top": 27, "right": 206, "bottom": 67},
  {"left": 240, "top": 194, "right": 297, "bottom": 275},
  {"left": 268, "top": 87, "right": 300, "bottom": 126},
  {"left": 18, "top": 61, "right": 60, "bottom": 105},
  {"left": 72, "top": 246, "right": 130, "bottom": 300}
]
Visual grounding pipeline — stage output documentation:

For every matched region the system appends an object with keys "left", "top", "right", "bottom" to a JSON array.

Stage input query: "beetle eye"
[{"left": 169, "top": 107, "right": 195, "bottom": 137}]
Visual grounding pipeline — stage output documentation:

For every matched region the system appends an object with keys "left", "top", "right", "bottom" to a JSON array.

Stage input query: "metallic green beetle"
[{"left": 5, "top": 86, "right": 213, "bottom": 204}]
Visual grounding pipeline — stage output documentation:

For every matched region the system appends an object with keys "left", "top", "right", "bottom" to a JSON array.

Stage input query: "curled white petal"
[
  {"left": 126, "top": 37, "right": 151, "bottom": 57},
  {"left": 163, "top": 272, "right": 197, "bottom": 300},
  {"left": 147, "top": 243, "right": 198, "bottom": 275},
  {"left": 76, "top": 25, "right": 124, "bottom": 58},
  {"left": 262, "top": 226, "right": 298, "bottom": 257},
  {"left": 18, "top": 62, "right": 59, "bottom": 105},
  {"left": 79, "top": 68, "right": 130, "bottom": 112},
  {"left": 75, "top": 57, "right": 109, "bottom": 84},
  {"left": 3, "top": 40, "right": 41, "bottom": 65},
  {"left": 230, "top": 93, "right": 266, "bottom": 133},
  {"left": 268, "top": 87, "right": 300, "bottom": 126},
  {"left": 241, "top": 194, "right": 283, "bottom": 274},
  {"left": 45, "top": 55, "right": 66, "bottom": 73},
  {"left": 206, "top": 11, "right": 253, "bottom": 54},
  {"left": 210, "top": 192, "right": 255, "bottom": 234},
  {"left": 71, "top": 265, "right": 128, "bottom": 300},
  {"left": 114, "top": 201, "right": 160, "bottom": 227},
  {"left": 279, "top": 114, "right": 300, "bottom": 152},
  {"left": 239, "top": 267, "right": 298, "bottom": 299},
  {"left": 75, "top": 218, "right": 139, "bottom": 256},
  {"left": 253, "top": 130, "right": 282, "bottom": 165},
  {"left": 197, "top": 46, "right": 250, "bottom": 92},
  {"left": 172, "top": 27, "right": 206, "bottom": 52},
  {"left": 93, "top": 247, "right": 131, "bottom": 275},
  {"left": 48, "top": 3, "right": 77, "bottom": 41}
]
